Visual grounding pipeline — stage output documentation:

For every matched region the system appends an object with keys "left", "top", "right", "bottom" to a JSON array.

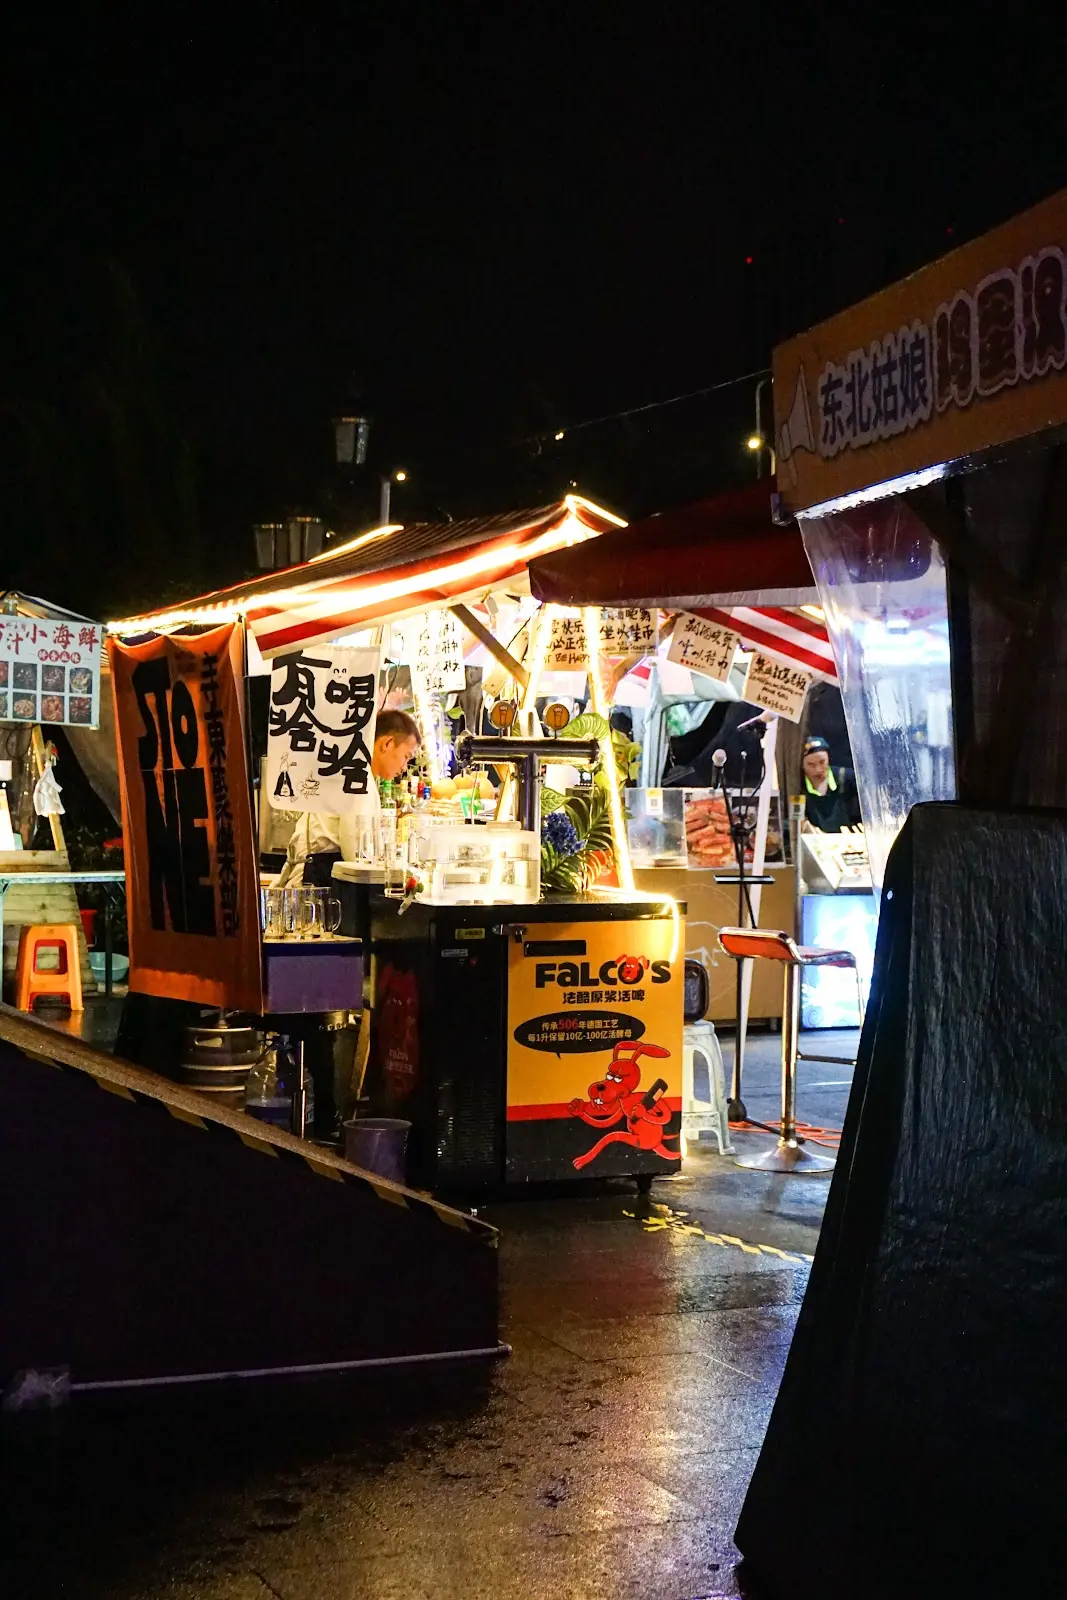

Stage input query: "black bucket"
[{"left": 343, "top": 1118, "right": 411, "bottom": 1184}]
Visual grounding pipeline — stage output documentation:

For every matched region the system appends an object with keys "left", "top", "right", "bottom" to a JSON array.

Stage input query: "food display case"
[
  {"left": 407, "top": 819, "right": 541, "bottom": 905},
  {"left": 624, "top": 788, "right": 687, "bottom": 869},
  {"left": 800, "top": 830, "right": 873, "bottom": 894}
]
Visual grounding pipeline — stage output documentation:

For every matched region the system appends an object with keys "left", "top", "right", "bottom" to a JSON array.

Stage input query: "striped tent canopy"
[
  {"left": 625, "top": 603, "right": 837, "bottom": 693},
  {"left": 109, "top": 496, "right": 625, "bottom": 656},
  {"left": 693, "top": 604, "right": 838, "bottom": 683}
]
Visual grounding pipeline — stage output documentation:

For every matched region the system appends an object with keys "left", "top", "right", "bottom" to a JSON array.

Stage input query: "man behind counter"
[
  {"left": 276, "top": 709, "right": 421, "bottom": 887},
  {"left": 801, "top": 735, "right": 861, "bottom": 833}
]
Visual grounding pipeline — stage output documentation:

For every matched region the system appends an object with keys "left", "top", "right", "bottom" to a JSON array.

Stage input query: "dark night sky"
[{"left": 3, "top": 3, "right": 1066, "bottom": 613}]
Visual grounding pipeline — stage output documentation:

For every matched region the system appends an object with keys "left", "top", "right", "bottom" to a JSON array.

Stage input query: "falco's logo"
[{"left": 533, "top": 953, "right": 670, "bottom": 989}]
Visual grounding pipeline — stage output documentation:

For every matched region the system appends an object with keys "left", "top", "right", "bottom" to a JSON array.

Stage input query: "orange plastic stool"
[{"left": 15, "top": 924, "right": 84, "bottom": 1012}]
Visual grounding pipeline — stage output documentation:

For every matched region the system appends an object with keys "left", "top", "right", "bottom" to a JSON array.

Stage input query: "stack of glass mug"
[{"left": 260, "top": 885, "right": 343, "bottom": 939}]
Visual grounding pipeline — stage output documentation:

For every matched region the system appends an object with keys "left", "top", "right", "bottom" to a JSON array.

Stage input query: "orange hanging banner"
[{"left": 109, "top": 623, "right": 263, "bottom": 1013}]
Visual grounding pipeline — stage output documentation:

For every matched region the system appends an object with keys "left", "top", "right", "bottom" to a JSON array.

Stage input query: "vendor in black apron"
[{"left": 801, "top": 736, "right": 860, "bottom": 833}]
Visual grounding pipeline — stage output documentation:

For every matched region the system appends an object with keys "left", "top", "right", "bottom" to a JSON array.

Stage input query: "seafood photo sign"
[{"left": 0, "top": 616, "right": 103, "bottom": 729}]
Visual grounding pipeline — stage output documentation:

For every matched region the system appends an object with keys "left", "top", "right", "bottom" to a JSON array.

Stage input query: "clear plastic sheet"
[{"left": 800, "top": 500, "right": 956, "bottom": 888}]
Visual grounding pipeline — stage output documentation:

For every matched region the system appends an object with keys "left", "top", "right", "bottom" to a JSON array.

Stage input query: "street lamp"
[
  {"left": 333, "top": 415, "right": 370, "bottom": 466},
  {"left": 747, "top": 377, "right": 776, "bottom": 478},
  {"left": 380, "top": 468, "right": 408, "bottom": 525}
]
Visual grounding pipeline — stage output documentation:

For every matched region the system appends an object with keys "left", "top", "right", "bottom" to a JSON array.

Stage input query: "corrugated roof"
[
  {"left": 140, "top": 506, "right": 568, "bottom": 615},
  {"left": 110, "top": 497, "right": 625, "bottom": 633}
]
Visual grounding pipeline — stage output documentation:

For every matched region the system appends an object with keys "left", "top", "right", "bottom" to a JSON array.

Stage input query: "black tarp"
[{"left": 736, "top": 804, "right": 1067, "bottom": 1597}]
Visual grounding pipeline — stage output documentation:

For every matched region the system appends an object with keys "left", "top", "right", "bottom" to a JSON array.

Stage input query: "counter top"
[
  {"left": 332, "top": 861, "right": 388, "bottom": 884},
  {"left": 371, "top": 889, "right": 685, "bottom": 923}
]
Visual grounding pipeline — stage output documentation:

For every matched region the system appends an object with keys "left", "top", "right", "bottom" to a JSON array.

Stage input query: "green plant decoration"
[
  {"left": 540, "top": 786, "right": 615, "bottom": 893},
  {"left": 553, "top": 711, "right": 609, "bottom": 744},
  {"left": 611, "top": 726, "right": 642, "bottom": 782}
]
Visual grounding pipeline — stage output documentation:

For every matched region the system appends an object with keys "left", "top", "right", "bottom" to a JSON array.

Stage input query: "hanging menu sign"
[
  {"left": 598, "top": 608, "right": 657, "bottom": 655},
  {"left": 666, "top": 612, "right": 740, "bottom": 682},
  {"left": 545, "top": 607, "right": 657, "bottom": 671},
  {"left": 410, "top": 609, "right": 466, "bottom": 694},
  {"left": 266, "top": 645, "right": 381, "bottom": 813},
  {"left": 545, "top": 610, "right": 588, "bottom": 671},
  {"left": 741, "top": 651, "right": 812, "bottom": 722},
  {"left": 0, "top": 615, "right": 103, "bottom": 728}
]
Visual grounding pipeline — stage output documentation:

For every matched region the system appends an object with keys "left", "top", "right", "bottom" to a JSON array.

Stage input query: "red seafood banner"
[{"left": 109, "top": 623, "right": 263, "bottom": 1013}]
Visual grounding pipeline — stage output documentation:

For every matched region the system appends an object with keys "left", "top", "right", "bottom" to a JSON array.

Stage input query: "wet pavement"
[{"left": 0, "top": 1027, "right": 855, "bottom": 1600}]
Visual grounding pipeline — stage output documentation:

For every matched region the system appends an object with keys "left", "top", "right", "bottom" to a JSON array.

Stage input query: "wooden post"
[
  {"left": 450, "top": 604, "right": 530, "bottom": 689},
  {"left": 737, "top": 715, "right": 779, "bottom": 1054}
]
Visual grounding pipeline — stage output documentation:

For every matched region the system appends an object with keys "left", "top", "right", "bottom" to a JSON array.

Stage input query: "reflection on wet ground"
[{"left": 0, "top": 1028, "right": 855, "bottom": 1600}]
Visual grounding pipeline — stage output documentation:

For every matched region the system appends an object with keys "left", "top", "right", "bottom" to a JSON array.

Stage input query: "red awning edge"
[{"left": 528, "top": 481, "right": 818, "bottom": 611}]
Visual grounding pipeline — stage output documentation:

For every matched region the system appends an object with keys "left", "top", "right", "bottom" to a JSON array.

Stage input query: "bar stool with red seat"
[
  {"left": 15, "top": 923, "right": 84, "bottom": 1013},
  {"left": 716, "top": 926, "right": 857, "bottom": 1174}
]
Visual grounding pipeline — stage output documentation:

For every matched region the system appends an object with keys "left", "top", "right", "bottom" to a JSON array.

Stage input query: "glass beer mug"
[
  {"left": 260, "top": 887, "right": 287, "bottom": 939},
  {"left": 305, "top": 888, "right": 342, "bottom": 938}
]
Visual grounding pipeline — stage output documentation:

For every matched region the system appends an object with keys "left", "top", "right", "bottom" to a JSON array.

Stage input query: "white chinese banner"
[
  {"left": 545, "top": 610, "right": 588, "bottom": 671},
  {"left": 741, "top": 651, "right": 812, "bottom": 723},
  {"left": 266, "top": 645, "right": 381, "bottom": 813},
  {"left": 0, "top": 615, "right": 104, "bottom": 729},
  {"left": 666, "top": 612, "right": 740, "bottom": 682},
  {"left": 412, "top": 609, "right": 466, "bottom": 694}
]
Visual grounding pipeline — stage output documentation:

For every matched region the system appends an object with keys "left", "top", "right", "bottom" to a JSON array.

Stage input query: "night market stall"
[
  {"left": 528, "top": 481, "right": 878, "bottom": 1047},
  {"left": 106, "top": 496, "right": 689, "bottom": 1194}
]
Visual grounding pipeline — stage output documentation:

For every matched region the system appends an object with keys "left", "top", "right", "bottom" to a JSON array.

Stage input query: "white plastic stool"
[{"left": 682, "top": 1020, "right": 734, "bottom": 1154}]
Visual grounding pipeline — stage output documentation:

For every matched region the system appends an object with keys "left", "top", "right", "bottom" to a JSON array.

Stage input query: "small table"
[{"left": 0, "top": 870, "right": 126, "bottom": 996}]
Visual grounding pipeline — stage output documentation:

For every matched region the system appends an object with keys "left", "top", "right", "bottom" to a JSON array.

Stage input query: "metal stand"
[
  {"left": 104, "top": 897, "right": 114, "bottom": 998},
  {"left": 734, "top": 963, "right": 836, "bottom": 1174},
  {"left": 715, "top": 868, "right": 774, "bottom": 1124},
  {"left": 290, "top": 1040, "right": 308, "bottom": 1138}
]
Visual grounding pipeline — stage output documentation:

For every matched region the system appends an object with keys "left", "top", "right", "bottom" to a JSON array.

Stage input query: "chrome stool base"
[{"left": 734, "top": 1136, "right": 836, "bottom": 1174}]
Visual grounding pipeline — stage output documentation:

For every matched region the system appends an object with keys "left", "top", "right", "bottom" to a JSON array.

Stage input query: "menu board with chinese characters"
[
  {"left": 266, "top": 645, "right": 381, "bottom": 813},
  {"left": 741, "top": 651, "right": 812, "bottom": 722},
  {"left": 0, "top": 616, "right": 103, "bottom": 728},
  {"left": 666, "top": 612, "right": 740, "bottom": 681}
]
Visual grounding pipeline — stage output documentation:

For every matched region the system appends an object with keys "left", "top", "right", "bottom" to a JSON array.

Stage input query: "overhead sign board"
[
  {"left": 773, "top": 187, "right": 1067, "bottom": 515},
  {"left": 545, "top": 608, "right": 657, "bottom": 671}
]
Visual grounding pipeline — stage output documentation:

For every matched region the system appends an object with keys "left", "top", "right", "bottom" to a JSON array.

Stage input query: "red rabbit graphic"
[
  {"left": 568, "top": 1042, "right": 679, "bottom": 1170},
  {"left": 567, "top": 1040, "right": 668, "bottom": 1128}
]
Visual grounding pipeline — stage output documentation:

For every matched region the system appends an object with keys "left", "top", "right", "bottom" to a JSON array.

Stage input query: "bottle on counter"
[{"left": 396, "top": 777, "right": 414, "bottom": 847}]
